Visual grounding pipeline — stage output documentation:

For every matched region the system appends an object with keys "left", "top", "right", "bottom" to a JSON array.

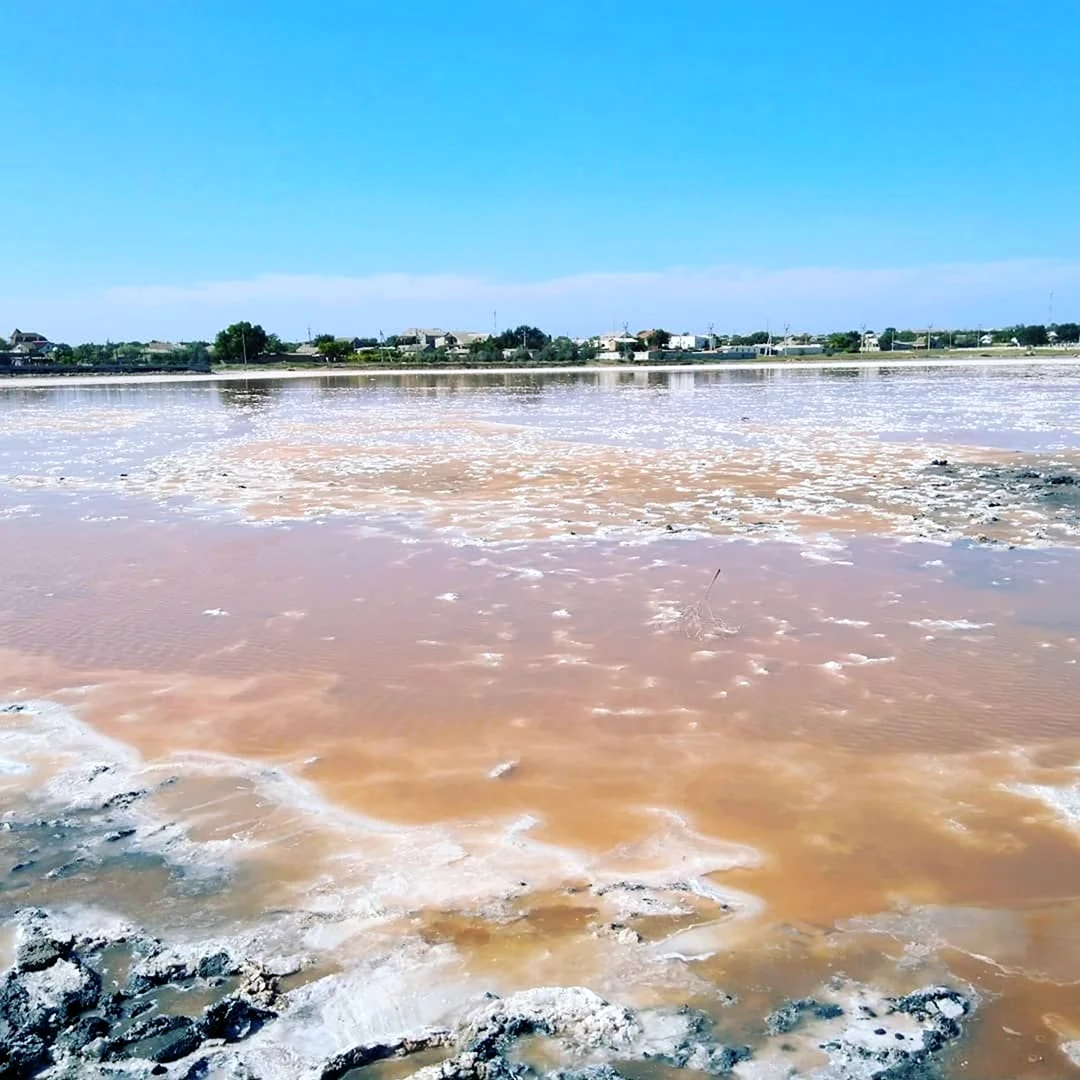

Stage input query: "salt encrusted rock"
[
  {"left": 764, "top": 996, "right": 844, "bottom": 1035},
  {"left": 461, "top": 986, "right": 641, "bottom": 1055},
  {"left": 813, "top": 984, "right": 973, "bottom": 1080},
  {"left": 0, "top": 901, "right": 976, "bottom": 1080}
]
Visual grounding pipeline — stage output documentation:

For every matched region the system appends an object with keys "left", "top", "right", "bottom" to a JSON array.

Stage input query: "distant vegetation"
[{"left": 3, "top": 319, "right": 1078, "bottom": 375}]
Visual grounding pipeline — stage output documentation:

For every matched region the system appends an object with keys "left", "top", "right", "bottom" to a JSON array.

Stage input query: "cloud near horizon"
[{"left": 6, "top": 259, "right": 1080, "bottom": 342}]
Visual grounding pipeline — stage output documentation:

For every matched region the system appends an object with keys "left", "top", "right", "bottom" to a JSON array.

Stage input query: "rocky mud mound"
[
  {"left": 918, "top": 461, "right": 1080, "bottom": 544},
  {"left": 0, "top": 908, "right": 974, "bottom": 1080},
  {"left": 0, "top": 909, "right": 278, "bottom": 1078}
]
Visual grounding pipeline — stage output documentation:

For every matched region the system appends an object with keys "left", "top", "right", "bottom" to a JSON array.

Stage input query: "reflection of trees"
[{"left": 214, "top": 379, "right": 287, "bottom": 410}]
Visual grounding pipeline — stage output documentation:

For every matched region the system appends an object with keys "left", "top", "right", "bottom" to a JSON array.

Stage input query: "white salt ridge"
[
  {"left": 436, "top": 592, "right": 459, "bottom": 601},
  {"left": 202, "top": 607, "right": 229, "bottom": 617},
  {"left": 5, "top": 698, "right": 764, "bottom": 936},
  {"left": 910, "top": 618, "right": 994, "bottom": 631},
  {"left": 1006, "top": 780, "right": 1080, "bottom": 830}
]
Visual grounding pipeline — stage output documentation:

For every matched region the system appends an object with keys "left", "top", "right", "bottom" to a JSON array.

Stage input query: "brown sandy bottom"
[{"left": 1, "top": 510, "right": 1079, "bottom": 1075}]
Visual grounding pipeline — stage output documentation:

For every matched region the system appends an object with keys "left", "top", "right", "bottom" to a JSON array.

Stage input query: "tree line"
[
  {"left": 210, "top": 320, "right": 1080, "bottom": 362},
  {"left": 11, "top": 318, "right": 1077, "bottom": 369}
]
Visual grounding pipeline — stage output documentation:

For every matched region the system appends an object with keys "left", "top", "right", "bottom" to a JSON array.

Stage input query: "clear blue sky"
[{"left": 3, "top": 0, "right": 1079, "bottom": 339}]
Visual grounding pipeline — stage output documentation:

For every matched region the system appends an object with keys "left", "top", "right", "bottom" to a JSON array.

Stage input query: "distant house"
[
  {"left": 8, "top": 329, "right": 50, "bottom": 355},
  {"left": 595, "top": 332, "right": 638, "bottom": 353},
  {"left": 861, "top": 332, "right": 880, "bottom": 352},
  {"left": 399, "top": 328, "right": 487, "bottom": 352},
  {"left": 452, "top": 331, "right": 490, "bottom": 347},
  {"left": 979, "top": 334, "right": 994, "bottom": 346},
  {"left": 402, "top": 328, "right": 453, "bottom": 350},
  {"left": 145, "top": 340, "right": 179, "bottom": 354}
]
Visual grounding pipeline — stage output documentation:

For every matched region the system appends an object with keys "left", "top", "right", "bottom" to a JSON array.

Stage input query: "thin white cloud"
[{"left": 6, "top": 259, "right": 1079, "bottom": 341}]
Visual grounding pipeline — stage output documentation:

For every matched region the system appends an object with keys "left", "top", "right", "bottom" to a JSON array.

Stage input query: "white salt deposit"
[
  {"left": 1006, "top": 780, "right": 1080, "bottom": 830},
  {"left": 910, "top": 618, "right": 994, "bottom": 631}
]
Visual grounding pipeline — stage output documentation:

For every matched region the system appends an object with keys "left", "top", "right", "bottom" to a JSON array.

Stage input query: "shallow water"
[{"left": 1, "top": 364, "right": 1079, "bottom": 1077}]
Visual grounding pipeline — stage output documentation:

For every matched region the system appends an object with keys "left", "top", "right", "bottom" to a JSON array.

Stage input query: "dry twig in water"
[{"left": 678, "top": 568, "right": 740, "bottom": 640}]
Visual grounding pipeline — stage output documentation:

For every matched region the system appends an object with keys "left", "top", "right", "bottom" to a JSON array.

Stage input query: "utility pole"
[{"left": 241, "top": 326, "right": 248, "bottom": 368}]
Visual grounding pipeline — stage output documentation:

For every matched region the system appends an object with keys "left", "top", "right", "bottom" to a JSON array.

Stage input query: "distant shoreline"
[{"left": 2, "top": 353, "right": 1079, "bottom": 389}]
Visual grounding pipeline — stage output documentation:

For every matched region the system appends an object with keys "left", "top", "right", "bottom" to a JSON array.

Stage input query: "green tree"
[
  {"left": 493, "top": 325, "right": 549, "bottom": 351},
  {"left": 879, "top": 327, "right": 897, "bottom": 351},
  {"left": 214, "top": 322, "right": 268, "bottom": 364},
  {"left": 468, "top": 338, "right": 503, "bottom": 363},
  {"left": 173, "top": 342, "right": 211, "bottom": 368},
  {"left": 1051, "top": 322, "right": 1080, "bottom": 344},
  {"left": 317, "top": 338, "right": 354, "bottom": 362},
  {"left": 536, "top": 336, "right": 580, "bottom": 364},
  {"left": 825, "top": 330, "right": 861, "bottom": 353},
  {"left": 645, "top": 329, "right": 671, "bottom": 349},
  {"left": 1017, "top": 324, "right": 1048, "bottom": 347}
]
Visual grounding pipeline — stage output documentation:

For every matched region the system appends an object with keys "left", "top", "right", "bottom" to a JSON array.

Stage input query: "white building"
[
  {"left": 667, "top": 333, "right": 714, "bottom": 351},
  {"left": 861, "top": 332, "right": 881, "bottom": 352},
  {"left": 762, "top": 342, "right": 825, "bottom": 356},
  {"left": 595, "top": 332, "right": 638, "bottom": 354}
]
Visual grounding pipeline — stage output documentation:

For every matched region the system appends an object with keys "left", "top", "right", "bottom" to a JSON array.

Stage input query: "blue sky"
[{"left": 3, "top": 0, "right": 1078, "bottom": 339}]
